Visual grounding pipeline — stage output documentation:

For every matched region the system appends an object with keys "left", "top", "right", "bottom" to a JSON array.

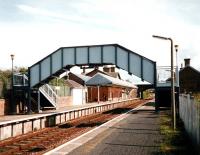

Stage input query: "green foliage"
[
  {"left": 143, "top": 89, "right": 155, "bottom": 99},
  {"left": 0, "top": 69, "right": 11, "bottom": 79},
  {"left": 0, "top": 70, "right": 11, "bottom": 98},
  {"left": 159, "top": 112, "right": 196, "bottom": 155},
  {"left": 192, "top": 93, "right": 200, "bottom": 103},
  {"left": 18, "top": 67, "right": 28, "bottom": 74},
  {"left": 0, "top": 67, "right": 28, "bottom": 98},
  {"left": 145, "top": 102, "right": 155, "bottom": 106},
  {"left": 49, "top": 78, "right": 65, "bottom": 86}
]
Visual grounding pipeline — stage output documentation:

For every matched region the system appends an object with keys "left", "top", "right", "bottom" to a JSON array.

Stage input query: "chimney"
[
  {"left": 184, "top": 58, "right": 190, "bottom": 67},
  {"left": 103, "top": 67, "right": 109, "bottom": 72},
  {"left": 110, "top": 67, "right": 115, "bottom": 72},
  {"left": 103, "top": 66, "right": 115, "bottom": 73},
  {"left": 180, "top": 63, "right": 183, "bottom": 69},
  {"left": 82, "top": 67, "right": 86, "bottom": 74}
]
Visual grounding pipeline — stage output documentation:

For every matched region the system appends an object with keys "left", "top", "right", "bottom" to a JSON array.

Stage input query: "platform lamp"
[
  {"left": 152, "top": 35, "right": 176, "bottom": 130},
  {"left": 175, "top": 45, "right": 179, "bottom": 87},
  {"left": 10, "top": 54, "right": 15, "bottom": 114},
  {"left": 11, "top": 54, "right": 14, "bottom": 75},
  {"left": 174, "top": 44, "right": 180, "bottom": 116}
]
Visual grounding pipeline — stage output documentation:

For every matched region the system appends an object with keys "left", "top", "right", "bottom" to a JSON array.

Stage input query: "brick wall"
[
  {"left": 88, "top": 86, "right": 123, "bottom": 102},
  {"left": 57, "top": 96, "right": 73, "bottom": 108},
  {"left": 180, "top": 67, "right": 200, "bottom": 93},
  {"left": 0, "top": 81, "right": 3, "bottom": 97},
  {"left": 88, "top": 86, "right": 109, "bottom": 102},
  {"left": 129, "top": 89, "right": 137, "bottom": 98},
  {"left": 0, "top": 99, "right": 5, "bottom": 116},
  {"left": 108, "top": 87, "right": 122, "bottom": 99}
]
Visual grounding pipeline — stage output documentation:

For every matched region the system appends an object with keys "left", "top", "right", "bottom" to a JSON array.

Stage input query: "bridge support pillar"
[
  {"left": 37, "top": 90, "right": 42, "bottom": 113},
  {"left": 27, "top": 88, "right": 32, "bottom": 114}
]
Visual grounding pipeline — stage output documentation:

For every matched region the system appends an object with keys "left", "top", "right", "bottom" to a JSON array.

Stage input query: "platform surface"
[
  {"left": 45, "top": 105, "right": 163, "bottom": 155},
  {"left": 0, "top": 102, "right": 101, "bottom": 124}
]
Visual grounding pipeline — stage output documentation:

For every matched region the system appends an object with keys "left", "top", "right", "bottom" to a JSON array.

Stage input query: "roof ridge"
[
  {"left": 86, "top": 72, "right": 137, "bottom": 88},
  {"left": 180, "top": 66, "right": 200, "bottom": 74}
]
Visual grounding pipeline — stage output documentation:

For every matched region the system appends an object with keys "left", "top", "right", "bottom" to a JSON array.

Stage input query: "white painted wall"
[{"left": 72, "top": 88, "right": 86, "bottom": 105}]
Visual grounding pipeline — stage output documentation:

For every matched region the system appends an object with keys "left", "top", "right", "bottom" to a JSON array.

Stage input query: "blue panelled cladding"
[{"left": 29, "top": 44, "right": 156, "bottom": 88}]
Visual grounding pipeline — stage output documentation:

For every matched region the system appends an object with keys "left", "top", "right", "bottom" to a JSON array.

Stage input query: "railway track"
[{"left": 0, "top": 99, "right": 149, "bottom": 155}]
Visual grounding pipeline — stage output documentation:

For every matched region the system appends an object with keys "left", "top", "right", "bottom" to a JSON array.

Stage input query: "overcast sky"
[{"left": 0, "top": 0, "right": 200, "bottom": 71}]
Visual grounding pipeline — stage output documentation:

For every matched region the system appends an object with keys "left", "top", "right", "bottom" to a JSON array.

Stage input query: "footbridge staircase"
[{"left": 13, "top": 74, "right": 58, "bottom": 111}]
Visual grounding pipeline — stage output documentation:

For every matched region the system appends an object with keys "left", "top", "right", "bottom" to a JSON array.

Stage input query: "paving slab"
[{"left": 45, "top": 104, "right": 163, "bottom": 155}]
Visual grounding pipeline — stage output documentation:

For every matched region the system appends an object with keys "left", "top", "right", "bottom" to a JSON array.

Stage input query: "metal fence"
[{"left": 179, "top": 94, "right": 200, "bottom": 150}]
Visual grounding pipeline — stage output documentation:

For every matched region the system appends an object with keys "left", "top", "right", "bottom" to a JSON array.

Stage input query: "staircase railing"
[
  {"left": 13, "top": 73, "right": 29, "bottom": 86},
  {"left": 39, "top": 84, "right": 58, "bottom": 108}
]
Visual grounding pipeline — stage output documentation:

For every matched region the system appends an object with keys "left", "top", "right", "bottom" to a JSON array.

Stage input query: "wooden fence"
[{"left": 179, "top": 94, "right": 200, "bottom": 152}]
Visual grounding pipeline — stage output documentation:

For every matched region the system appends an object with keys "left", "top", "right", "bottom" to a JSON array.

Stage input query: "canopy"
[{"left": 86, "top": 73, "right": 137, "bottom": 88}]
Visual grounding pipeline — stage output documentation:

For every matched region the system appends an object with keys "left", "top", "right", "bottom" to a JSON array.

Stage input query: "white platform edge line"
[
  {"left": 0, "top": 98, "right": 138, "bottom": 125},
  {"left": 44, "top": 103, "right": 146, "bottom": 155}
]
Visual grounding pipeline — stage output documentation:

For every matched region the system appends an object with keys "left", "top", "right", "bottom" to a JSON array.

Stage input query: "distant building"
[
  {"left": 68, "top": 72, "right": 91, "bottom": 86},
  {"left": 54, "top": 79, "right": 87, "bottom": 108},
  {"left": 86, "top": 73, "right": 137, "bottom": 102},
  {"left": 69, "top": 66, "right": 137, "bottom": 103},
  {"left": 68, "top": 72, "right": 90, "bottom": 103},
  {"left": 65, "top": 79, "right": 86, "bottom": 105},
  {"left": 179, "top": 58, "right": 200, "bottom": 93},
  {"left": 85, "top": 66, "right": 121, "bottom": 79}
]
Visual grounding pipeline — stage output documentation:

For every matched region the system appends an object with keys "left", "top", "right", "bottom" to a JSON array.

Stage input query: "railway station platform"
[
  {"left": 0, "top": 102, "right": 100, "bottom": 123},
  {"left": 45, "top": 104, "right": 162, "bottom": 155},
  {"left": 0, "top": 98, "right": 142, "bottom": 141}
]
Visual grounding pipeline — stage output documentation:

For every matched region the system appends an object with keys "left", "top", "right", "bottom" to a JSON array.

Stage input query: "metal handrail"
[
  {"left": 13, "top": 73, "right": 28, "bottom": 86},
  {"left": 157, "top": 66, "right": 178, "bottom": 85},
  {"left": 39, "top": 84, "right": 58, "bottom": 107}
]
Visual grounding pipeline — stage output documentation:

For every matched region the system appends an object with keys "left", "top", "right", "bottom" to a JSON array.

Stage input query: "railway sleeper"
[
  {"left": 0, "top": 100, "right": 146, "bottom": 155},
  {"left": 2, "top": 146, "right": 20, "bottom": 155}
]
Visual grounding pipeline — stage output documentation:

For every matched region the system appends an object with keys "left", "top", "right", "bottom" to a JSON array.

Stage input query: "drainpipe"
[{"left": 97, "top": 85, "right": 100, "bottom": 104}]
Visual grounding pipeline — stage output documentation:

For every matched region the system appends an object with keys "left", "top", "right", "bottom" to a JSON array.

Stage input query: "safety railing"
[
  {"left": 39, "top": 84, "right": 58, "bottom": 108},
  {"left": 13, "top": 73, "right": 28, "bottom": 86},
  {"left": 156, "top": 66, "right": 178, "bottom": 87}
]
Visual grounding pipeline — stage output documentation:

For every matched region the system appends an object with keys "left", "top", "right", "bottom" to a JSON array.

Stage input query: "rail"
[{"left": 0, "top": 98, "right": 143, "bottom": 140}]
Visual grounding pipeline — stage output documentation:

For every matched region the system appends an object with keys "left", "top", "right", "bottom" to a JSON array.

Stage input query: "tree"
[
  {"left": 0, "top": 70, "right": 11, "bottom": 98},
  {"left": 18, "top": 67, "right": 28, "bottom": 74}
]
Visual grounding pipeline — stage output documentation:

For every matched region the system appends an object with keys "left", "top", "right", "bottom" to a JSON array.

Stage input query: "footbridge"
[
  {"left": 29, "top": 44, "right": 156, "bottom": 88},
  {"left": 14, "top": 44, "right": 157, "bottom": 113}
]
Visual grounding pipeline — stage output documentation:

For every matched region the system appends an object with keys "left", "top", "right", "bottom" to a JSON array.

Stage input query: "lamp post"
[
  {"left": 175, "top": 45, "right": 179, "bottom": 87},
  {"left": 10, "top": 54, "right": 14, "bottom": 75},
  {"left": 174, "top": 45, "right": 179, "bottom": 117},
  {"left": 152, "top": 35, "right": 176, "bottom": 130},
  {"left": 10, "top": 54, "right": 15, "bottom": 114}
]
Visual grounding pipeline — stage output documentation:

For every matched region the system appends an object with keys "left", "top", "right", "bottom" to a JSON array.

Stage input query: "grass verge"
[{"left": 159, "top": 111, "right": 196, "bottom": 155}]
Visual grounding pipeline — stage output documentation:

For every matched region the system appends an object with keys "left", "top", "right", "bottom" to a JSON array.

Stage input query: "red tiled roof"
[{"left": 65, "top": 79, "right": 84, "bottom": 88}]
